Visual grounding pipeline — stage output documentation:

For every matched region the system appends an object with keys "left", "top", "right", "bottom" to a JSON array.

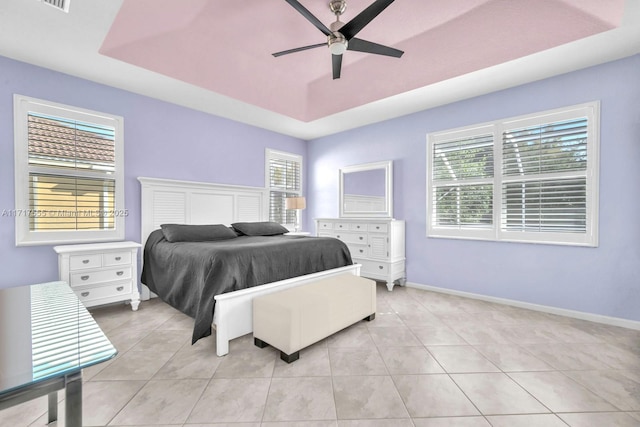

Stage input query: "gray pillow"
[
  {"left": 231, "top": 221, "right": 289, "bottom": 236},
  {"left": 160, "top": 224, "right": 238, "bottom": 242}
]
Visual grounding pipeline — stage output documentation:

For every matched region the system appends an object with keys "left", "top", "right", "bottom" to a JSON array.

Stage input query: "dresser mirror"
[{"left": 339, "top": 160, "right": 393, "bottom": 218}]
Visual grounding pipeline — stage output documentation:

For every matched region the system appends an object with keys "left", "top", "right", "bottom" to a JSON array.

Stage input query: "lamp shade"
[{"left": 285, "top": 196, "right": 306, "bottom": 210}]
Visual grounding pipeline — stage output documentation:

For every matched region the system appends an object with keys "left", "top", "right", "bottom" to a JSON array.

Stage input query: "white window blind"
[
  {"left": 14, "top": 95, "right": 125, "bottom": 246},
  {"left": 265, "top": 149, "right": 302, "bottom": 227},
  {"left": 427, "top": 102, "right": 599, "bottom": 246},
  {"left": 431, "top": 132, "right": 494, "bottom": 231},
  {"left": 502, "top": 118, "right": 588, "bottom": 234}
]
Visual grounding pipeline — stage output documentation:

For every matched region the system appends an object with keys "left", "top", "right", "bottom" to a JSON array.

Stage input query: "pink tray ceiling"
[{"left": 100, "top": 0, "right": 623, "bottom": 122}]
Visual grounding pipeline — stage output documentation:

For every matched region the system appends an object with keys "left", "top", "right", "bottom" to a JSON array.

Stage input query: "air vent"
[{"left": 40, "top": 0, "right": 70, "bottom": 13}]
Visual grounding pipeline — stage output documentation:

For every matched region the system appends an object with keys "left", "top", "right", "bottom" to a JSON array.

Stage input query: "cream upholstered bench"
[{"left": 252, "top": 273, "right": 376, "bottom": 363}]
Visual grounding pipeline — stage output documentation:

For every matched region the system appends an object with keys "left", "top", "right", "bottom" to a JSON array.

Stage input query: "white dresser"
[
  {"left": 54, "top": 241, "right": 141, "bottom": 310},
  {"left": 316, "top": 218, "right": 405, "bottom": 291}
]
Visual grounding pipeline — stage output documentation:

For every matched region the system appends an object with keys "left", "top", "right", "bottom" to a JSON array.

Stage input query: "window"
[
  {"left": 427, "top": 102, "right": 599, "bottom": 246},
  {"left": 13, "top": 95, "right": 125, "bottom": 246},
  {"left": 265, "top": 149, "right": 302, "bottom": 228}
]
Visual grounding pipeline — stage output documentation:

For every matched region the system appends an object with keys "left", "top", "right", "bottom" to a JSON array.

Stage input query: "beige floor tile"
[
  {"left": 263, "top": 422, "right": 336, "bottom": 427},
  {"left": 213, "top": 348, "right": 277, "bottom": 378},
  {"left": 485, "top": 414, "right": 568, "bottom": 426},
  {"left": 333, "top": 375, "right": 409, "bottom": 419},
  {"left": 273, "top": 344, "right": 332, "bottom": 377},
  {"left": 522, "top": 343, "right": 622, "bottom": 370},
  {"left": 327, "top": 324, "right": 376, "bottom": 349},
  {"left": 337, "top": 419, "right": 413, "bottom": 426},
  {"left": 426, "top": 346, "right": 500, "bottom": 373},
  {"left": 558, "top": 412, "right": 640, "bottom": 427},
  {"left": 0, "top": 394, "right": 48, "bottom": 427},
  {"left": 76, "top": 380, "right": 145, "bottom": 426},
  {"left": 92, "top": 350, "right": 175, "bottom": 381},
  {"left": 508, "top": 371, "right": 618, "bottom": 412},
  {"left": 447, "top": 324, "right": 514, "bottom": 345},
  {"left": 109, "top": 379, "right": 208, "bottom": 425},
  {"left": 412, "top": 417, "right": 491, "bottom": 426},
  {"left": 128, "top": 329, "right": 191, "bottom": 353},
  {"left": 392, "top": 374, "right": 479, "bottom": 418},
  {"left": 187, "top": 378, "right": 271, "bottom": 423},
  {"left": 263, "top": 377, "right": 336, "bottom": 422},
  {"left": 473, "top": 344, "right": 553, "bottom": 372},
  {"left": 378, "top": 346, "right": 444, "bottom": 374},
  {"left": 368, "top": 326, "right": 422, "bottom": 347},
  {"left": 329, "top": 347, "right": 388, "bottom": 376},
  {"left": 563, "top": 370, "right": 640, "bottom": 411},
  {"left": 152, "top": 345, "right": 223, "bottom": 379},
  {"left": 628, "top": 411, "right": 640, "bottom": 421},
  {"left": 450, "top": 373, "right": 550, "bottom": 415},
  {"left": 408, "top": 325, "right": 468, "bottom": 346}
]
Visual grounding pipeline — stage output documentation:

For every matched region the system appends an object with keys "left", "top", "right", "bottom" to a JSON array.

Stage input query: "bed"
[{"left": 138, "top": 177, "right": 361, "bottom": 356}]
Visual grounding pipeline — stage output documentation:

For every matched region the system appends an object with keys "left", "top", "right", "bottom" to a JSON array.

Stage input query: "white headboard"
[{"left": 138, "top": 177, "right": 269, "bottom": 247}]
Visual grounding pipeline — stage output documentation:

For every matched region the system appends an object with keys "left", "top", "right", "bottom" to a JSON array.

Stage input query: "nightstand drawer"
[
  {"left": 69, "top": 254, "right": 102, "bottom": 270},
  {"left": 70, "top": 267, "right": 132, "bottom": 286},
  {"left": 103, "top": 251, "right": 132, "bottom": 266},
  {"left": 76, "top": 281, "right": 132, "bottom": 303}
]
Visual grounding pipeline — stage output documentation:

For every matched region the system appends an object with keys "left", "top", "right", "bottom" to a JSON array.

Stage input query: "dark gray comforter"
[{"left": 141, "top": 230, "right": 353, "bottom": 343}]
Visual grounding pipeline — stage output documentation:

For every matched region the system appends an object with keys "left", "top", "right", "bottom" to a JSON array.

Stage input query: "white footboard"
[{"left": 213, "top": 264, "right": 361, "bottom": 356}]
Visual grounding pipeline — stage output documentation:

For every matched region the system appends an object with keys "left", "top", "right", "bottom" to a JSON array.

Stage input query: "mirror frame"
[{"left": 339, "top": 160, "right": 393, "bottom": 218}]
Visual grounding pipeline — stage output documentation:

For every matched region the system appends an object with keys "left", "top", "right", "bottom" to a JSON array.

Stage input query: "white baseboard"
[{"left": 405, "top": 281, "right": 640, "bottom": 331}]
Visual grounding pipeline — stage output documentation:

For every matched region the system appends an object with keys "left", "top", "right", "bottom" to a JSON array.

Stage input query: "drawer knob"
[
  {"left": 81, "top": 292, "right": 90, "bottom": 297},
  {"left": 357, "top": 225, "right": 361, "bottom": 228},
  {"left": 359, "top": 236, "right": 363, "bottom": 240},
  {"left": 115, "top": 256, "right": 122, "bottom": 261},
  {"left": 117, "top": 286, "right": 124, "bottom": 291},
  {"left": 336, "top": 235, "right": 340, "bottom": 239},
  {"left": 81, "top": 275, "right": 89, "bottom": 281},
  {"left": 82, "top": 259, "right": 89, "bottom": 264},
  {"left": 378, "top": 265, "right": 384, "bottom": 270},
  {"left": 359, "top": 249, "right": 364, "bottom": 253},
  {"left": 376, "top": 226, "right": 380, "bottom": 230},
  {"left": 116, "top": 271, "right": 124, "bottom": 276}
]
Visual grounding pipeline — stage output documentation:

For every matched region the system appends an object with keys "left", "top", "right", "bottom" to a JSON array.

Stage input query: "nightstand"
[{"left": 54, "top": 241, "right": 141, "bottom": 310}]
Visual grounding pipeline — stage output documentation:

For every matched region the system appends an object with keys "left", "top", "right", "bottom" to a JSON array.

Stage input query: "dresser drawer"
[
  {"left": 358, "top": 259, "right": 389, "bottom": 275},
  {"left": 70, "top": 266, "right": 132, "bottom": 286},
  {"left": 348, "top": 244, "right": 368, "bottom": 258},
  {"left": 334, "top": 232, "right": 367, "bottom": 245},
  {"left": 334, "top": 222, "right": 351, "bottom": 231},
  {"left": 103, "top": 251, "right": 132, "bottom": 266},
  {"left": 317, "top": 221, "right": 334, "bottom": 230},
  {"left": 69, "top": 254, "right": 102, "bottom": 270},
  {"left": 369, "top": 223, "right": 388, "bottom": 233},
  {"left": 75, "top": 281, "right": 132, "bottom": 303},
  {"left": 350, "top": 222, "right": 368, "bottom": 231}
]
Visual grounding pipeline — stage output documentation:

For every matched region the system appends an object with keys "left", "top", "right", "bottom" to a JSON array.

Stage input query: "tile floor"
[{"left": 2, "top": 283, "right": 639, "bottom": 426}]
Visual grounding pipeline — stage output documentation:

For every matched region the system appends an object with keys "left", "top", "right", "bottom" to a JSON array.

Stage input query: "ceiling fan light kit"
[{"left": 274, "top": 0, "right": 403, "bottom": 79}]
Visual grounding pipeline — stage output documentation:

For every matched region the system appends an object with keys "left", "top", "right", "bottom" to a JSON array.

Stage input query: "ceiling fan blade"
[
  {"left": 284, "top": 0, "right": 332, "bottom": 36},
  {"left": 273, "top": 43, "right": 326, "bottom": 57},
  {"left": 340, "top": 0, "right": 395, "bottom": 40},
  {"left": 347, "top": 38, "right": 403, "bottom": 58},
  {"left": 332, "top": 54, "right": 342, "bottom": 79}
]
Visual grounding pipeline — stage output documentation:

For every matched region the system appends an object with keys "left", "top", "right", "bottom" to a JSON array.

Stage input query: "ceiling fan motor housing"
[{"left": 328, "top": 32, "right": 348, "bottom": 54}]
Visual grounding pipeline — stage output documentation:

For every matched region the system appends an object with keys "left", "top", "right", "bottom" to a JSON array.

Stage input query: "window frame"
[
  {"left": 265, "top": 148, "right": 303, "bottom": 230},
  {"left": 13, "top": 94, "right": 125, "bottom": 246},
  {"left": 427, "top": 102, "right": 599, "bottom": 247}
]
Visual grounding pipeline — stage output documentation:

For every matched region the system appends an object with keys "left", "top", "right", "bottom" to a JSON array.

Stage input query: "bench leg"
[
  {"left": 364, "top": 313, "right": 376, "bottom": 321},
  {"left": 254, "top": 337, "right": 268, "bottom": 348},
  {"left": 280, "top": 351, "right": 299, "bottom": 364}
]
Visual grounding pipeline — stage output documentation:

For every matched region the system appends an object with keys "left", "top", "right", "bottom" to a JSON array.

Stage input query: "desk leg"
[
  {"left": 47, "top": 392, "right": 57, "bottom": 424},
  {"left": 65, "top": 371, "right": 82, "bottom": 427}
]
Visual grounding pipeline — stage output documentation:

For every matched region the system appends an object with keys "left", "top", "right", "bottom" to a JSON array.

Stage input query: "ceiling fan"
[{"left": 273, "top": 0, "right": 404, "bottom": 79}]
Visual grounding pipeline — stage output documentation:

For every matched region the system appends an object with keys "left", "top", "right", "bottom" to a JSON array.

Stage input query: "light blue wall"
[
  {"left": 0, "top": 56, "right": 306, "bottom": 288},
  {"left": 308, "top": 54, "right": 640, "bottom": 323}
]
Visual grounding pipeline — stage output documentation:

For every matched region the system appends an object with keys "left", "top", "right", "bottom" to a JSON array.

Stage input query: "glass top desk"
[{"left": 0, "top": 281, "right": 117, "bottom": 426}]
